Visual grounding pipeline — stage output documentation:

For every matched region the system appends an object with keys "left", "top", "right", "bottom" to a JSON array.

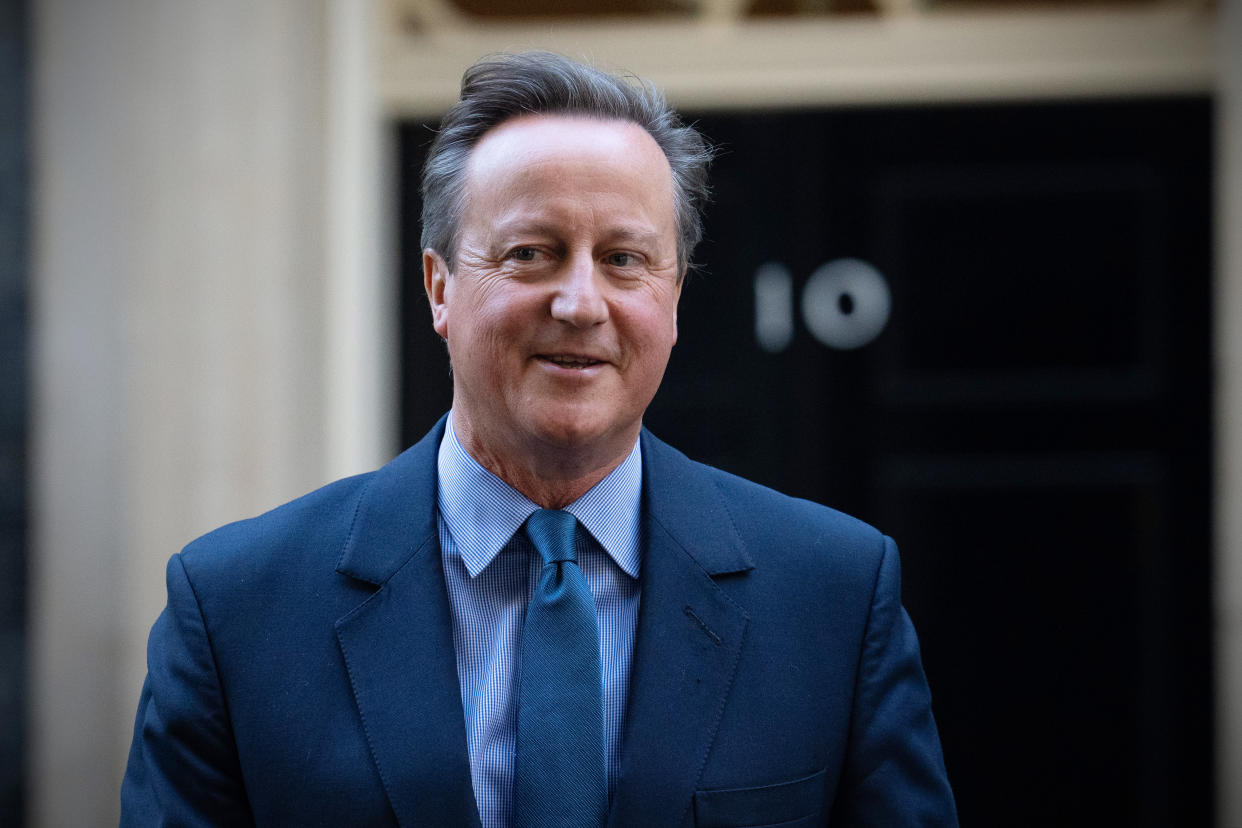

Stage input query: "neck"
[{"left": 451, "top": 416, "right": 638, "bottom": 509}]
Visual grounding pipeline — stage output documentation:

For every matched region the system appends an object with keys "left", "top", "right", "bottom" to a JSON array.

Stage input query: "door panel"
[{"left": 398, "top": 96, "right": 1213, "bottom": 826}]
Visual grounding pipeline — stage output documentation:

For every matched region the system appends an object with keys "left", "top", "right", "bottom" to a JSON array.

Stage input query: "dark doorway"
[
  {"left": 397, "top": 96, "right": 1213, "bottom": 826},
  {"left": 0, "top": 0, "right": 29, "bottom": 821}
]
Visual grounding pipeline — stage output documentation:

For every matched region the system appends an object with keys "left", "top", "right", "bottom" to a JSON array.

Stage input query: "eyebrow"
[
  {"left": 486, "top": 219, "right": 561, "bottom": 240},
  {"left": 602, "top": 227, "right": 665, "bottom": 248},
  {"left": 487, "top": 220, "right": 665, "bottom": 249}
]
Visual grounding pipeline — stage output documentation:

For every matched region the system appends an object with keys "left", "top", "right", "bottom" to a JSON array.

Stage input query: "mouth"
[{"left": 536, "top": 354, "right": 607, "bottom": 370}]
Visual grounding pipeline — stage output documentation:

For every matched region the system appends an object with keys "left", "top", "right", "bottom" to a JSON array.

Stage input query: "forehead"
[{"left": 464, "top": 114, "right": 675, "bottom": 209}]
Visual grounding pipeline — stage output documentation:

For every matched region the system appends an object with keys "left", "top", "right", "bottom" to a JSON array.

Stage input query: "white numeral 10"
[{"left": 754, "top": 258, "right": 892, "bottom": 353}]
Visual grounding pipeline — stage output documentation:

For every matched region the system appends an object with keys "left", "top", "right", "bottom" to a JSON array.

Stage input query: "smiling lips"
[{"left": 538, "top": 354, "right": 606, "bottom": 369}]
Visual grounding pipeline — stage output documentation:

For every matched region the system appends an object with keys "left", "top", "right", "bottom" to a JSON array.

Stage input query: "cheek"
[
  {"left": 628, "top": 293, "right": 680, "bottom": 341},
  {"left": 458, "top": 298, "right": 532, "bottom": 362},
  {"left": 617, "top": 307, "right": 678, "bottom": 373}
]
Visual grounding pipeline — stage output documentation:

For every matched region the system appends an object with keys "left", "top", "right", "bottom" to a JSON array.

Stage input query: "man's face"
[{"left": 424, "top": 114, "right": 683, "bottom": 467}]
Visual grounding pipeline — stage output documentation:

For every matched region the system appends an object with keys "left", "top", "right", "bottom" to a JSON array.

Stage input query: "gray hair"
[{"left": 420, "top": 51, "right": 714, "bottom": 276}]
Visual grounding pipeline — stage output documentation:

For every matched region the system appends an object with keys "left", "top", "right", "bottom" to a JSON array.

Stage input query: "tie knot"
[{"left": 524, "top": 509, "right": 578, "bottom": 566}]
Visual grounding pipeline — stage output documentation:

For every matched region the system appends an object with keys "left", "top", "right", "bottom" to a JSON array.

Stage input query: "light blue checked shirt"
[{"left": 436, "top": 414, "right": 643, "bottom": 828}]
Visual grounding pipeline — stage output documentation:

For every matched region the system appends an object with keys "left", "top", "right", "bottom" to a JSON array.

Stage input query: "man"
[{"left": 122, "top": 51, "right": 957, "bottom": 827}]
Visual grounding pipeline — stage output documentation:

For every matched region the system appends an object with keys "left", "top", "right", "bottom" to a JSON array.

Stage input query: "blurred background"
[{"left": 2, "top": 0, "right": 1238, "bottom": 824}]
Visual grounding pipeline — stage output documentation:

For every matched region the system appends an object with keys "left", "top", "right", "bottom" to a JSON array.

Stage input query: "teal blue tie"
[{"left": 513, "top": 509, "right": 607, "bottom": 828}]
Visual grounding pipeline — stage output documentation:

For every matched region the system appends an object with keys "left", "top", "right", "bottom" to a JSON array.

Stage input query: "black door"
[{"left": 398, "top": 96, "right": 1214, "bottom": 826}]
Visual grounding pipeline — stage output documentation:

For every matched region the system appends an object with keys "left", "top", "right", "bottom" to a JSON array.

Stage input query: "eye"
[
  {"left": 509, "top": 247, "right": 538, "bottom": 262},
  {"left": 606, "top": 252, "right": 637, "bottom": 267}
]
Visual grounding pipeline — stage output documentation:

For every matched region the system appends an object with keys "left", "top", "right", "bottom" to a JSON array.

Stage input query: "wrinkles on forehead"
[
  {"left": 456, "top": 114, "right": 679, "bottom": 271},
  {"left": 465, "top": 117, "right": 673, "bottom": 203}
]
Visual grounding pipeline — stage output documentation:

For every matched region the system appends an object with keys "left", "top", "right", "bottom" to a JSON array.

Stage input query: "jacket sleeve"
[
  {"left": 830, "top": 535, "right": 959, "bottom": 827},
  {"left": 120, "top": 553, "right": 255, "bottom": 827}
]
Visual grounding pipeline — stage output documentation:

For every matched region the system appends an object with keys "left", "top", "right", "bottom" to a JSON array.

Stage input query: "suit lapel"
[
  {"left": 334, "top": 417, "right": 481, "bottom": 828},
  {"left": 330, "top": 422, "right": 752, "bottom": 827},
  {"left": 609, "top": 432, "right": 754, "bottom": 827}
]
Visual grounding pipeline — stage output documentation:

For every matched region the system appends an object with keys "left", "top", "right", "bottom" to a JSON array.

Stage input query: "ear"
[
  {"left": 424, "top": 249, "right": 451, "bottom": 340},
  {"left": 671, "top": 273, "right": 684, "bottom": 344}
]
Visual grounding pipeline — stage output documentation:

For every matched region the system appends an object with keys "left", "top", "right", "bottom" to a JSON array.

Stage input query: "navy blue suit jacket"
[{"left": 122, "top": 417, "right": 957, "bottom": 826}]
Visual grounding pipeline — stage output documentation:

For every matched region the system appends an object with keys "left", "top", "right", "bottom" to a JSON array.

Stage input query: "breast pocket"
[{"left": 693, "top": 767, "right": 827, "bottom": 828}]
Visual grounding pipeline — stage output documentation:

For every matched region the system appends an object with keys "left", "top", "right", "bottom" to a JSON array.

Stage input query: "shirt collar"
[{"left": 436, "top": 412, "right": 643, "bottom": 579}]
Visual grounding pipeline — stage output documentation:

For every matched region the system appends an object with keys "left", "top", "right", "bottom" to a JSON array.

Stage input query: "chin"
[{"left": 527, "top": 413, "right": 627, "bottom": 453}]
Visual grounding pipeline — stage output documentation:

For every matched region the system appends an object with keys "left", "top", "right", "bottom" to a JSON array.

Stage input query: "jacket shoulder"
[
  {"left": 706, "top": 462, "right": 879, "bottom": 541},
  {"left": 709, "top": 463, "right": 887, "bottom": 577},
  {"left": 178, "top": 471, "right": 375, "bottom": 583},
  {"left": 643, "top": 430, "right": 887, "bottom": 578}
]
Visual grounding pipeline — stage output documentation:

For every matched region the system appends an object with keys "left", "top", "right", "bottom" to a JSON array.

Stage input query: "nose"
[{"left": 549, "top": 255, "right": 609, "bottom": 328}]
